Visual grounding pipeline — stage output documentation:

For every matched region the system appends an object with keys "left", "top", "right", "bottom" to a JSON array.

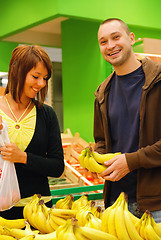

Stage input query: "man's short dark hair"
[{"left": 100, "top": 18, "right": 130, "bottom": 35}]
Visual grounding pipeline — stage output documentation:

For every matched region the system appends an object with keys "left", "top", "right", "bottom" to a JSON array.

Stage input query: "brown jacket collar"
[{"left": 95, "top": 57, "right": 161, "bottom": 104}]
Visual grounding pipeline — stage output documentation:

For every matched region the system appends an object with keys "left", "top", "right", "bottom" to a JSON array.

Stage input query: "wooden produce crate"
[
  {"left": 49, "top": 160, "right": 94, "bottom": 191},
  {"left": 64, "top": 161, "right": 94, "bottom": 186},
  {"left": 49, "top": 176, "right": 79, "bottom": 190}
]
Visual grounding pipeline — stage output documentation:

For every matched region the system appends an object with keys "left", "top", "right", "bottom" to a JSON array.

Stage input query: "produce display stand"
[{"left": 50, "top": 184, "right": 104, "bottom": 206}]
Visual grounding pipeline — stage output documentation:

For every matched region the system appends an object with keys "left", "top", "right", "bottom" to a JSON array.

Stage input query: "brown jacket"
[{"left": 94, "top": 57, "right": 161, "bottom": 211}]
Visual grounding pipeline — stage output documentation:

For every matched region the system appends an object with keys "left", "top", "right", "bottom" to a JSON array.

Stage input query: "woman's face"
[{"left": 22, "top": 61, "right": 48, "bottom": 100}]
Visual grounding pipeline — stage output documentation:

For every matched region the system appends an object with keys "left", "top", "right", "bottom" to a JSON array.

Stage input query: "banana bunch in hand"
[
  {"left": 78, "top": 146, "right": 121, "bottom": 173},
  {"left": 55, "top": 194, "right": 74, "bottom": 209}
]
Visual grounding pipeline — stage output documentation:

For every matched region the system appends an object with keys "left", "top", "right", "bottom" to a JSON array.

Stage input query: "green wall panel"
[
  {"left": 130, "top": 25, "right": 161, "bottom": 41},
  {"left": 1, "top": 0, "right": 161, "bottom": 39},
  {"left": 0, "top": 41, "right": 18, "bottom": 72},
  {"left": 58, "top": 0, "right": 161, "bottom": 31},
  {"left": 0, "top": 0, "right": 59, "bottom": 39},
  {"left": 61, "top": 19, "right": 110, "bottom": 143}
]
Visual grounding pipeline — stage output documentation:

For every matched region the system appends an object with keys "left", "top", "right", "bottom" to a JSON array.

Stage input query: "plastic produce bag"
[{"left": 0, "top": 121, "right": 20, "bottom": 211}]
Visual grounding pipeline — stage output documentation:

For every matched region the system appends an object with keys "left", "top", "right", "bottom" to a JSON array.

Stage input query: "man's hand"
[{"left": 99, "top": 154, "right": 130, "bottom": 181}]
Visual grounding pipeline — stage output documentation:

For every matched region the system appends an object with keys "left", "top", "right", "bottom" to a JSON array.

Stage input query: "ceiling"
[{"left": 3, "top": 16, "right": 68, "bottom": 47}]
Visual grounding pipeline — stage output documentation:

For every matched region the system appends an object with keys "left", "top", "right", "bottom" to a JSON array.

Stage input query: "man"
[{"left": 94, "top": 18, "right": 161, "bottom": 222}]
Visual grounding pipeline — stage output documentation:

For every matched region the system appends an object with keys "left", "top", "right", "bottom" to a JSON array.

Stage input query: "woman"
[{"left": 0, "top": 45, "right": 64, "bottom": 219}]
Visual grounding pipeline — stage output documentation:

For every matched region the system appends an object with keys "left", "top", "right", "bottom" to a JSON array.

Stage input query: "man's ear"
[{"left": 129, "top": 32, "right": 135, "bottom": 46}]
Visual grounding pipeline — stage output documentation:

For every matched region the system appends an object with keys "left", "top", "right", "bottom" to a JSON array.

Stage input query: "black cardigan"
[{"left": 0, "top": 103, "right": 64, "bottom": 219}]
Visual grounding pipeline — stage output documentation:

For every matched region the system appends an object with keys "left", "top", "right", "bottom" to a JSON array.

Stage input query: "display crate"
[
  {"left": 49, "top": 160, "right": 94, "bottom": 191},
  {"left": 61, "top": 128, "right": 89, "bottom": 148}
]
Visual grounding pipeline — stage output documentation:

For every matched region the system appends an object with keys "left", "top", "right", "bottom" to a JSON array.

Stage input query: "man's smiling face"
[{"left": 98, "top": 20, "right": 135, "bottom": 68}]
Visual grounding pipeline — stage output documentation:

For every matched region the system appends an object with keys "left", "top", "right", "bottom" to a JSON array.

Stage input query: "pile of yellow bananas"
[
  {"left": 78, "top": 146, "right": 121, "bottom": 173},
  {"left": 0, "top": 217, "right": 36, "bottom": 240},
  {"left": 101, "top": 192, "right": 161, "bottom": 240},
  {"left": 135, "top": 210, "right": 161, "bottom": 239},
  {"left": 1, "top": 192, "right": 161, "bottom": 240},
  {"left": 56, "top": 217, "right": 117, "bottom": 240}
]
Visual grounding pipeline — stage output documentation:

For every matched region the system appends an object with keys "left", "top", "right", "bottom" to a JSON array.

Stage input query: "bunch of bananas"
[
  {"left": 0, "top": 218, "right": 35, "bottom": 240},
  {"left": 23, "top": 194, "right": 77, "bottom": 234},
  {"left": 56, "top": 218, "right": 77, "bottom": 240},
  {"left": 71, "top": 195, "right": 88, "bottom": 210},
  {"left": 56, "top": 217, "right": 117, "bottom": 240},
  {"left": 55, "top": 194, "right": 74, "bottom": 209},
  {"left": 72, "top": 194, "right": 103, "bottom": 219},
  {"left": 101, "top": 192, "right": 161, "bottom": 240},
  {"left": 78, "top": 146, "right": 121, "bottom": 173},
  {"left": 3, "top": 221, "right": 57, "bottom": 240},
  {"left": 0, "top": 235, "right": 35, "bottom": 240},
  {"left": 135, "top": 210, "right": 161, "bottom": 239},
  {"left": 84, "top": 212, "right": 101, "bottom": 230},
  {"left": 2, "top": 192, "right": 161, "bottom": 240},
  {"left": 76, "top": 200, "right": 97, "bottom": 226},
  {"left": 0, "top": 216, "right": 26, "bottom": 229},
  {"left": 93, "top": 206, "right": 103, "bottom": 219},
  {"left": 101, "top": 192, "right": 143, "bottom": 239}
]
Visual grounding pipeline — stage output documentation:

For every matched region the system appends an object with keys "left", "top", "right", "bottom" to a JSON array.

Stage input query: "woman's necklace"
[{"left": 5, "top": 95, "right": 32, "bottom": 129}]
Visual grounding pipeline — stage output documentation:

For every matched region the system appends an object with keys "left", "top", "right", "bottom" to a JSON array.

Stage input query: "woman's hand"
[
  {"left": 99, "top": 154, "right": 130, "bottom": 181},
  {"left": 0, "top": 143, "right": 27, "bottom": 164}
]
